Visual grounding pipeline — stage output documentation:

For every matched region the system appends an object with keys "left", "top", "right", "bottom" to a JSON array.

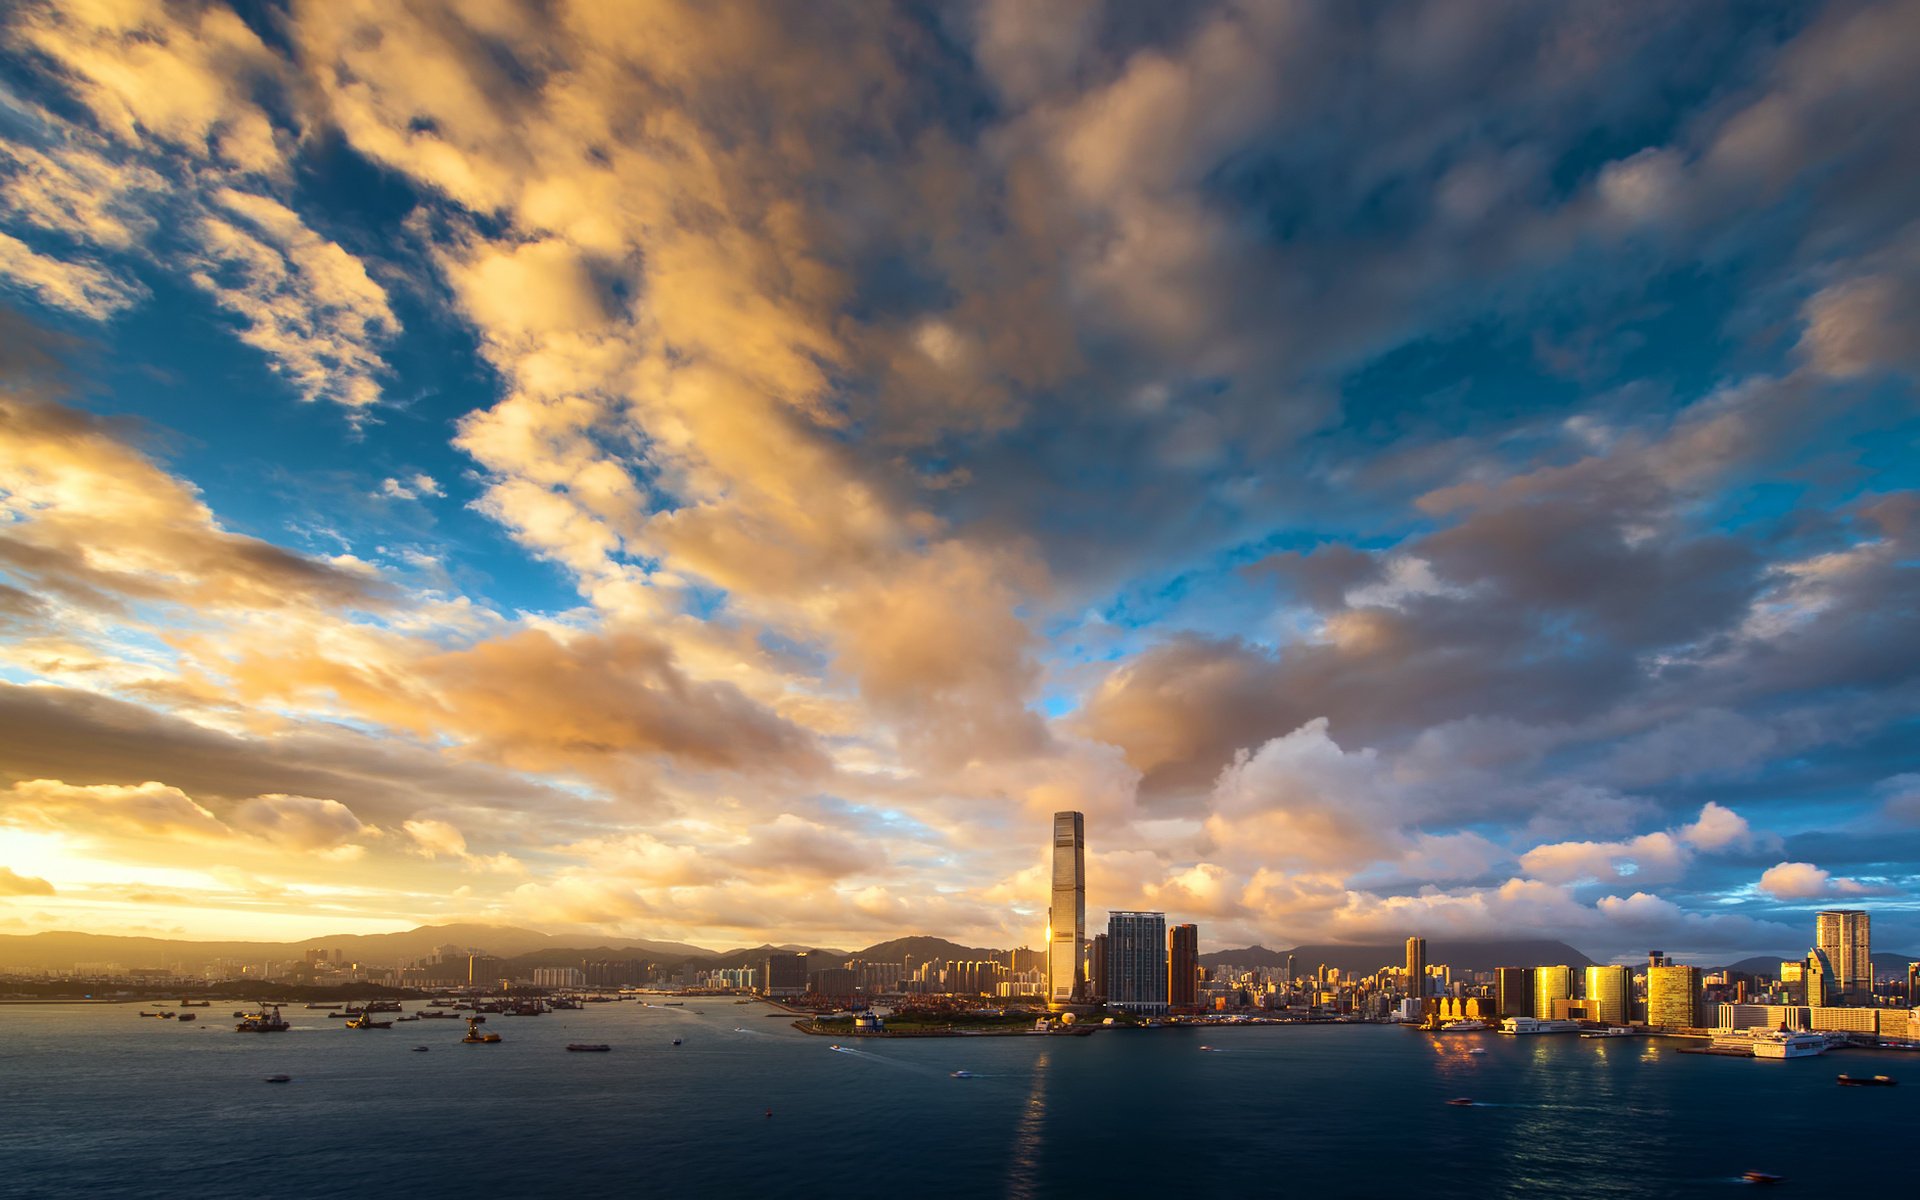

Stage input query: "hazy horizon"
[{"left": 1, "top": 1, "right": 1917, "bottom": 963}]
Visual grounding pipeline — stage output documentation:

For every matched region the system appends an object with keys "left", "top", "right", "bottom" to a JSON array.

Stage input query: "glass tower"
[
  {"left": 1047, "top": 811, "right": 1086, "bottom": 1010},
  {"left": 1815, "top": 910, "right": 1870, "bottom": 1003},
  {"left": 1107, "top": 911, "right": 1169, "bottom": 1013}
]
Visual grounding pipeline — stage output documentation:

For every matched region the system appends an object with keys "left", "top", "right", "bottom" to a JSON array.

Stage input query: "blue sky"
[{"left": 0, "top": 0, "right": 1915, "bottom": 960}]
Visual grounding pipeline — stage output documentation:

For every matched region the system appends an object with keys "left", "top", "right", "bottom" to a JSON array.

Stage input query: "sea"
[{"left": 1, "top": 1002, "right": 1912, "bottom": 1198}]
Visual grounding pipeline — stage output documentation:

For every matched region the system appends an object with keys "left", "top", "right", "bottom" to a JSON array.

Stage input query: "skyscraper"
[
  {"left": 1047, "top": 811, "right": 1087, "bottom": 1011},
  {"left": 1585, "top": 964, "right": 1632, "bottom": 1025},
  {"left": 1494, "top": 967, "right": 1534, "bottom": 1019},
  {"left": 1647, "top": 963, "right": 1703, "bottom": 1028},
  {"left": 1405, "top": 936, "right": 1427, "bottom": 1000},
  {"left": 1804, "top": 947, "right": 1834, "bottom": 1007},
  {"left": 1107, "top": 911, "right": 1169, "bottom": 1014},
  {"left": 1815, "top": 910, "right": 1871, "bottom": 1003},
  {"left": 1090, "top": 933, "right": 1109, "bottom": 1002},
  {"left": 1169, "top": 924, "right": 1199, "bottom": 1009},
  {"left": 1533, "top": 965, "right": 1574, "bottom": 1020}
]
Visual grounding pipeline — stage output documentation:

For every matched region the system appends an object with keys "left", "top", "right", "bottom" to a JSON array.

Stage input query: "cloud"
[
  {"left": 378, "top": 475, "right": 444, "bottom": 501},
  {"left": 0, "top": 866, "right": 54, "bottom": 896},
  {"left": 1755, "top": 861, "right": 1882, "bottom": 902},
  {"left": 403, "top": 818, "right": 467, "bottom": 859},
  {"left": 4, "top": 778, "right": 229, "bottom": 842},
  {"left": 0, "top": 230, "right": 144, "bottom": 318},
  {"left": 228, "top": 794, "right": 368, "bottom": 851}
]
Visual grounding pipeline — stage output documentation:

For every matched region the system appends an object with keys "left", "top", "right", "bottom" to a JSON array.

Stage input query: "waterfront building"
[
  {"left": 764, "top": 952, "right": 806, "bottom": 998},
  {"left": 1648, "top": 964, "right": 1703, "bottom": 1028},
  {"left": 1107, "top": 911, "right": 1169, "bottom": 1014},
  {"left": 1494, "top": 967, "right": 1533, "bottom": 1019},
  {"left": 1533, "top": 965, "right": 1574, "bottom": 1020},
  {"left": 1090, "top": 933, "right": 1109, "bottom": 1003},
  {"left": 1910, "top": 962, "right": 1918, "bottom": 1007},
  {"left": 1048, "top": 811, "right": 1088, "bottom": 1011},
  {"left": 1169, "top": 924, "right": 1199, "bottom": 1009},
  {"left": 1815, "top": 910, "right": 1871, "bottom": 1003},
  {"left": 1585, "top": 965, "right": 1632, "bottom": 1025},
  {"left": 1405, "top": 936, "right": 1427, "bottom": 999},
  {"left": 1804, "top": 948, "right": 1835, "bottom": 1008}
]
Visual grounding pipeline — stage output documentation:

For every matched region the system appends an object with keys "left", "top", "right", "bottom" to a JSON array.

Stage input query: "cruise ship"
[
  {"left": 1498, "top": 1017, "right": 1582, "bottom": 1035},
  {"left": 1708, "top": 1028, "right": 1828, "bottom": 1058}
]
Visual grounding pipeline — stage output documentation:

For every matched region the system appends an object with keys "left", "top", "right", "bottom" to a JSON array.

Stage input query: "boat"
[
  {"left": 566, "top": 1043, "right": 612, "bottom": 1052},
  {"left": 179, "top": 1000, "right": 210, "bottom": 1007},
  {"left": 236, "top": 1005, "right": 290, "bottom": 1033},
  {"left": 411, "top": 1046, "right": 430, "bottom": 1053},
  {"left": 1837, "top": 1074, "right": 1896, "bottom": 1087},
  {"left": 304, "top": 1004, "right": 342, "bottom": 1010},
  {"left": 365, "top": 1001, "right": 402, "bottom": 1013},
  {"left": 1445, "top": 1097, "right": 1475, "bottom": 1107},
  {"left": 671, "top": 1038, "right": 683, "bottom": 1046},
  {"left": 462, "top": 1017, "right": 501, "bottom": 1044},
  {"left": 1498, "top": 1017, "right": 1580, "bottom": 1035},
  {"left": 344, "top": 1011, "right": 392, "bottom": 1030},
  {"left": 1438, "top": 1019, "right": 1490, "bottom": 1033},
  {"left": 264, "top": 1075, "right": 291, "bottom": 1084},
  {"left": 138, "top": 1011, "right": 160, "bottom": 1018},
  {"left": 178, "top": 1013, "right": 197, "bottom": 1022},
  {"left": 1466, "top": 1047, "right": 1486, "bottom": 1055},
  {"left": 1750, "top": 1029, "right": 1827, "bottom": 1059},
  {"left": 950, "top": 1070, "right": 974, "bottom": 1078},
  {"left": 1742, "top": 1171, "right": 1784, "bottom": 1185},
  {"left": 395, "top": 1015, "right": 420, "bottom": 1022}
]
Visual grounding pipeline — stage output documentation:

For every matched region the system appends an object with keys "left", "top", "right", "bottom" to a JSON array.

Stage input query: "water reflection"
[{"left": 1004, "top": 1048, "right": 1051, "bottom": 1199}]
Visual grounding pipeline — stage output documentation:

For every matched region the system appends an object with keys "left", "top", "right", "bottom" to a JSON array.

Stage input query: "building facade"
[
  {"left": 1089, "top": 933, "right": 1109, "bottom": 1003},
  {"left": 1405, "top": 936, "right": 1427, "bottom": 999},
  {"left": 1494, "top": 967, "right": 1534, "bottom": 1019},
  {"left": 1647, "top": 964, "right": 1703, "bottom": 1028},
  {"left": 1169, "top": 924, "right": 1199, "bottom": 1009},
  {"left": 1533, "top": 965, "right": 1574, "bottom": 1020},
  {"left": 1585, "top": 965, "right": 1632, "bottom": 1025},
  {"left": 1107, "top": 911, "right": 1169, "bottom": 1014},
  {"left": 1048, "top": 811, "right": 1087, "bottom": 1011},
  {"left": 1815, "top": 910, "right": 1871, "bottom": 1003}
]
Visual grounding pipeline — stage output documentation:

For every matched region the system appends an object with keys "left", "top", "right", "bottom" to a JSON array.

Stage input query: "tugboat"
[
  {"left": 344, "top": 1010, "right": 393, "bottom": 1030},
  {"left": 462, "top": 1016, "right": 502, "bottom": 1044},
  {"left": 236, "top": 1005, "right": 290, "bottom": 1033},
  {"left": 1837, "top": 1074, "right": 1897, "bottom": 1087}
]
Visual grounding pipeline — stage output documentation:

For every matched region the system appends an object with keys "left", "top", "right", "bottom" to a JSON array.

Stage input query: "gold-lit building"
[
  {"left": 1533, "top": 965, "right": 1574, "bottom": 1020},
  {"left": 1585, "top": 964, "right": 1632, "bottom": 1025},
  {"left": 1815, "top": 910, "right": 1871, "bottom": 1003},
  {"left": 1647, "top": 964, "right": 1703, "bottom": 1028},
  {"left": 1406, "top": 936, "right": 1427, "bottom": 999}
]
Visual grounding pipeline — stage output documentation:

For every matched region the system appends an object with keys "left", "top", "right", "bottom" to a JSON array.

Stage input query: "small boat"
[
  {"left": 1445, "top": 1098, "right": 1475, "bottom": 1107},
  {"left": 829, "top": 1044, "right": 841, "bottom": 1050},
  {"left": 671, "top": 1038, "right": 683, "bottom": 1046},
  {"left": 950, "top": 1070, "right": 974, "bottom": 1079},
  {"left": 138, "top": 1011, "right": 160, "bottom": 1018},
  {"left": 264, "top": 1075, "right": 291, "bottom": 1083},
  {"left": 566, "top": 1043, "right": 612, "bottom": 1052},
  {"left": 411, "top": 1046, "right": 429, "bottom": 1053},
  {"left": 1467, "top": 1047, "right": 1486, "bottom": 1055},
  {"left": 178, "top": 1013, "right": 197, "bottom": 1022},
  {"left": 1837, "top": 1074, "right": 1896, "bottom": 1087},
  {"left": 1742, "top": 1171, "right": 1784, "bottom": 1185},
  {"left": 344, "top": 1011, "right": 392, "bottom": 1030}
]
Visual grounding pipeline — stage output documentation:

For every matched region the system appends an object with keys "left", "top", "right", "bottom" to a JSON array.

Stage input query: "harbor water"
[{"left": 1, "top": 1004, "right": 1913, "bottom": 1198}]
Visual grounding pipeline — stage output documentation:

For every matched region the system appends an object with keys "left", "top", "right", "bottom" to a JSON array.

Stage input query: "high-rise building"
[
  {"left": 1815, "top": 910, "right": 1871, "bottom": 1003},
  {"left": 1804, "top": 948, "right": 1835, "bottom": 1007},
  {"left": 1585, "top": 965, "right": 1632, "bottom": 1025},
  {"left": 1533, "top": 965, "right": 1574, "bottom": 1020},
  {"left": 1169, "top": 924, "right": 1199, "bottom": 1009},
  {"left": 1090, "top": 933, "right": 1109, "bottom": 1002},
  {"left": 1405, "top": 936, "right": 1427, "bottom": 999},
  {"left": 1647, "top": 964, "right": 1703, "bottom": 1028},
  {"left": 1648, "top": 950, "right": 1671, "bottom": 969},
  {"left": 1909, "top": 962, "right": 1918, "bottom": 1007},
  {"left": 1047, "top": 811, "right": 1087, "bottom": 1011},
  {"left": 763, "top": 952, "right": 806, "bottom": 998},
  {"left": 1107, "top": 911, "right": 1169, "bottom": 1014},
  {"left": 1494, "top": 967, "right": 1534, "bottom": 1018}
]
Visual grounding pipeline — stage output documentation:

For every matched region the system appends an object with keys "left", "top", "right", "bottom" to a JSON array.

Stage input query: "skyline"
[{"left": 1, "top": 0, "right": 1918, "bottom": 958}]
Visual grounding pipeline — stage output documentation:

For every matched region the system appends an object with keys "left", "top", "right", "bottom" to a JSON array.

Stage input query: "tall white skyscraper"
[
  {"left": 1047, "top": 811, "right": 1086, "bottom": 1011},
  {"left": 1106, "top": 910, "right": 1168, "bottom": 1014},
  {"left": 1815, "top": 910, "right": 1871, "bottom": 1003}
]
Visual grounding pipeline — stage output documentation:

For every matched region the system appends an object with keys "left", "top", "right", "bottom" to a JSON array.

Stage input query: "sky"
[{"left": 0, "top": 0, "right": 1916, "bottom": 962}]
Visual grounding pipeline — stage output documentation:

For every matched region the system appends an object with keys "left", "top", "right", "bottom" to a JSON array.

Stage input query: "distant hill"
[
  {"left": 1200, "top": 940, "right": 1595, "bottom": 975},
  {"left": 852, "top": 936, "right": 1005, "bottom": 963}
]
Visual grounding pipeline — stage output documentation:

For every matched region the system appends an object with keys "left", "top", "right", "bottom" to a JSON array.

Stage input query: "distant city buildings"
[
  {"left": 1048, "top": 811, "right": 1087, "bottom": 1012},
  {"left": 1815, "top": 909, "right": 1871, "bottom": 1004},
  {"left": 1106, "top": 911, "right": 1169, "bottom": 1014}
]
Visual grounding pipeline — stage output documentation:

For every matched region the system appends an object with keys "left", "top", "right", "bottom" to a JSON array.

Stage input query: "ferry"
[
  {"left": 1751, "top": 1030, "right": 1827, "bottom": 1059},
  {"left": 1438, "top": 1019, "right": 1491, "bottom": 1033},
  {"left": 236, "top": 1005, "right": 290, "bottom": 1033},
  {"left": 1498, "top": 1017, "right": 1580, "bottom": 1035}
]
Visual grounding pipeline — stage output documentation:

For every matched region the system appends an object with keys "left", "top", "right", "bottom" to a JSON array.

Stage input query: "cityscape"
[{"left": 1, "top": 0, "right": 1918, "bottom": 1194}]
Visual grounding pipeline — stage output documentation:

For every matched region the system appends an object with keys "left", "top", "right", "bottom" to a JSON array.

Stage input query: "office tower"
[
  {"left": 1090, "top": 933, "right": 1109, "bottom": 1002},
  {"left": 1494, "top": 967, "right": 1534, "bottom": 1019},
  {"left": 1107, "top": 911, "right": 1169, "bottom": 1014},
  {"left": 1804, "top": 948, "right": 1834, "bottom": 1007},
  {"left": 1815, "top": 910, "right": 1871, "bottom": 1003},
  {"left": 1047, "top": 811, "right": 1087, "bottom": 1011},
  {"left": 1585, "top": 965, "right": 1632, "bottom": 1025},
  {"left": 1405, "top": 936, "right": 1427, "bottom": 999},
  {"left": 1533, "top": 965, "right": 1574, "bottom": 1020},
  {"left": 1648, "top": 950, "right": 1670, "bottom": 969},
  {"left": 1169, "top": 924, "right": 1199, "bottom": 1009},
  {"left": 1647, "top": 963, "right": 1703, "bottom": 1028},
  {"left": 764, "top": 952, "right": 806, "bottom": 997}
]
